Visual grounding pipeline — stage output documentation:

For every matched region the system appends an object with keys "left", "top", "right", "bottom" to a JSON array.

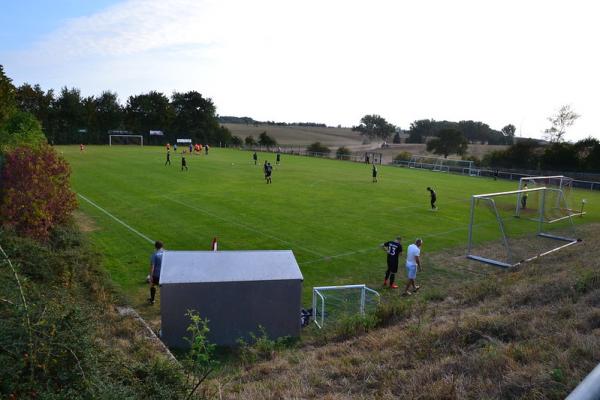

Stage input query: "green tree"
[
  {"left": 0, "top": 65, "right": 16, "bottom": 126},
  {"left": 258, "top": 131, "right": 277, "bottom": 147},
  {"left": 406, "top": 119, "right": 436, "bottom": 143},
  {"left": 171, "top": 91, "right": 222, "bottom": 145},
  {"left": 352, "top": 115, "right": 395, "bottom": 141},
  {"left": 307, "top": 142, "right": 330, "bottom": 155},
  {"left": 245, "top": 135, "right": 257, "bottom": 146},
  {"left": 426, "top": 128, "right": 468, "bottom": 158},
  {"left": 574, "top": 137, "right": 600, "bottom": 170},
  {"left": 541, "top": 142, "right": 578, "bottom": 170},
  {"left": 231, "top": 136, "right": 243, "bottom": 146},
  {"left": 501, "top": 124, "right": 516, "bottom": 138},
  {"left": 93, "top": 91, "right": 124, "bottom": 144},
  {"left": 0, "top": 111, "right": 47, "bottom": 151},
  {"left": 52, "top": 87, "right": 86, "bottom": 144},
  {"left": 544, "top": 105, "right": 579, "bottom": 143},
  {"left": 336, "top": 146, "right": 352, "bottom": 159},
  {"left": 126, "top": 91, "right": 174, "bottom": 139},
  {"left": 15, "top": 83, "right": 54, "bottom": 138}
]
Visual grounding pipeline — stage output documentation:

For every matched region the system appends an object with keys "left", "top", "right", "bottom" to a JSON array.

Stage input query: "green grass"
[{"left": 60, "top": 145, "right": 600, "bottom": 310}]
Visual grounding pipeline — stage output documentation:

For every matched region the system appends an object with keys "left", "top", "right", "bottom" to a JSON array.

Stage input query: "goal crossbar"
[{"left": 109, "top": 134, "right": 143, "bottom": 146}]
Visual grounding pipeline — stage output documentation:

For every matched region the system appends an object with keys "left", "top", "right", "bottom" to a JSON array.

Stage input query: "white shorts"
[{"left": 406, "top": 263, "right": 417, "bottom": 280}]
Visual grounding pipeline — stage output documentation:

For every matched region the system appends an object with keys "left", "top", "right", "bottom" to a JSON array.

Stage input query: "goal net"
[
  {"left": 406, "top": 155, "right": 474, "bottom": 175},
  {"left": 467, "top": 187, "right": 579, "bottom": 268},
  {"left": 312, "top": 285, "right": 380, "bottom": 329},
  {"left": 109, "top": 134, "right": 143, "bottom": 146},
  {"left": 515, "top": 175, "right": 583, "bottom": 219}
]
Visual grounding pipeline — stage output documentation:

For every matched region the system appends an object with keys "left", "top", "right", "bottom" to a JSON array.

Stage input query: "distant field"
[
  {"left": 223, "top": 123, "right": 364, "bottom": 147},
  {"left": 61, "top": 146, "right": 599, "bottom": 317},
  {"left": 223, "top": 123, "right": 508, "bottom": 163}
]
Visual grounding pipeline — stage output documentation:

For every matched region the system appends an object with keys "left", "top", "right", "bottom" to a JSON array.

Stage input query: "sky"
[{"left": 1, "top": 0, "right": 599, "bottom": 141}]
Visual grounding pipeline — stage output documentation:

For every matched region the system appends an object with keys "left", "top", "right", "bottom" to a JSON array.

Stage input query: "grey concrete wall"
[{"left": 161, "top": 279, "right": 302, "bottom": 348}]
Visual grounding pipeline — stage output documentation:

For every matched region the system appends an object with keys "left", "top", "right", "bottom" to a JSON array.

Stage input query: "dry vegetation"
[
  {"left": 223, "top": 124, "right": 363, "bottom": 147},
  {"left": 208, "top": 224, "right": 600, "bottom": 399},
  {"left": 223, "top": 123, "right": 508, "bottom": 163}
]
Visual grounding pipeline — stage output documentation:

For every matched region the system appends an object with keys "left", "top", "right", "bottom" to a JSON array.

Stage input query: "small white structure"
[{"left": 160, "top": 250, "right": 303, "bottom": 348}]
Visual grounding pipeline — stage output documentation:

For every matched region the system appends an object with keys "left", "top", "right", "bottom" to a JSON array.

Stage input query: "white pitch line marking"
[
  {"left": 164, "top": 196, "right": 326, "bottom": 257},
  {"left": 78, "top": 193, "right": 154, "bottom": 244}
]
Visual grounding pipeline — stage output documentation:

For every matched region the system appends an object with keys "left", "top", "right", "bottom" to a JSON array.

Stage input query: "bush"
[
  {"left": 258, "top": 131, "right": 277, "bottom": 147},
  {"left": 244, "top": 135, "right": 257, "bottom": 146},
  {"left": 0, "top": 226, "right": 188, "bottom": 399},
  {"left": 0, "top": 111, "right": 46, "bottom": 151},
  {"left": 306, "top": 142, "right": 330, "bottom": 155},
  {"left": 336, "top": 146, "right": 352, "bottom": 159},
  {"left": 1, "top": 145, "right": 77, "bottom": 240},
  {"left": 236, "top": 326, "right": 295, "bottom": 365},
  {"left": 393, "top": 151, "right": 412, "bottom": 162},
  {"left": 231, "top": 135, "right": 243, "bottom": 146}
]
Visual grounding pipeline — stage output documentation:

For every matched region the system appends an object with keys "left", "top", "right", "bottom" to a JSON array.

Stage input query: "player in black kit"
[
  {"left": 427, "top": 187, "right": 437, "bottom": 210},
  {"left": 381, "top": 236, "right": 402, "bottom": 289}
]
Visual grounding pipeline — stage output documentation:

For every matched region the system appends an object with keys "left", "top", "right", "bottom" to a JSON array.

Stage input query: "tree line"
[
  {"left": 1, "top": 65, "right": 232, "bottom": 146},
  {"left": 352, "top": 114, "right": 515, "bottom": 146}
]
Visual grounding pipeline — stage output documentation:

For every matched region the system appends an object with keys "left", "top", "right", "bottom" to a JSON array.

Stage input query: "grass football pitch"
[{"left": 61, "top": 145, "right": 599, "bottom": 310}]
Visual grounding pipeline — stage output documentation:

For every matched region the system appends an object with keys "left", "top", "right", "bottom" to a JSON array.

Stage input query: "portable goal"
[
  {"left": 467, "top": 187, "right": 579, "bottom": 268},
  {"left": 407, "top": 155, "right": 473, "bottom": 175},
  {"left": 312, "top": 285, "right": 380, "bottom": 329},
  {"left": 515, "top": 175, "right": 584, "bottom": 219}
]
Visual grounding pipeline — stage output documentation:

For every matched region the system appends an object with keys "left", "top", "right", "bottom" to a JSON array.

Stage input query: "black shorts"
[
  {"left": 151, "top": 276, "right": 159, "bottom": 285},
  {"left": 387, "top": 259, "right": 399, "bottom": 273}
]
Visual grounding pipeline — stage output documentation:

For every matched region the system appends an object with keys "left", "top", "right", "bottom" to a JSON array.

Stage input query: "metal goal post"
[
  {"left": 515, "top": 175, "right": 583, "bottom": 218},
  {"left": 109, "top": 134, "right": 144, "bottom": 146},
  {"left": 312, "top": 284, "right": 380, "bottom": 329},
  {"left": 467, "top": 187, "right": 579, "bottom": 268}
]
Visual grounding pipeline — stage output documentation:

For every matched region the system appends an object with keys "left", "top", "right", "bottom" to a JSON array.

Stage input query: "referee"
[{"left": 382, "top": 236, "right": 402, "bottom": 289}]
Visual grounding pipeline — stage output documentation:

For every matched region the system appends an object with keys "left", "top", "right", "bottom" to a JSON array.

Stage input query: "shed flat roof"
[{"left": 160, "top": 250, "right": 303, "bottom": 284}]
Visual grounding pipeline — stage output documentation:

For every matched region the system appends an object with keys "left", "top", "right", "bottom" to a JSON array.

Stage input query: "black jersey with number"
[{"left": 384, "top": 241, "right": 402, "bottom": 263}]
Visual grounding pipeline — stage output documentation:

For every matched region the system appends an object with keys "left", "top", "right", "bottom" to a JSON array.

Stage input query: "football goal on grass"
[
  {"left": 515, "top": 175, "right": 584, "bottom": 219},
  {"left": 109, "top": 134, "right": 143, "bottom": 146},
  {"left": 312, "top": 285, "right": 380, "bottom": 329},
  {"left": 406, "top": 155, "right": 475, "bottom": 175},
  {"left": 467, "top": 187, "right": 580, "bottom": 268}
]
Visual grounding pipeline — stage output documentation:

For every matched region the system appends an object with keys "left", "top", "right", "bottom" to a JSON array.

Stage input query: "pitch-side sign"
[
  {"left": 149, "top": 130, "right": 164, "bottom": 136},
  {"left": 176, "top": 138, "right": 192, "bottom": 144}
]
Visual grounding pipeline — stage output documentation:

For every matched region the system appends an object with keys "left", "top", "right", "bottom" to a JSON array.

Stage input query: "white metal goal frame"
[
  {"left": 312, "top": 284, "right": 380, "bottom": 329},
  {"left": 109, "top": 134, "right": 144, "bottom": 146},
  {"left": 467, "top": 187, "right": 579, "bottom": 268},
  {"left": 407, "top": 155, "right": 473, "bottom": 175},
  {"left": 515, "top": 175, "right": 584, "bottom": 219}
]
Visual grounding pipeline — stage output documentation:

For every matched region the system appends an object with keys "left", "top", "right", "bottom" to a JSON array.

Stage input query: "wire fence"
[{"left": 391, "top": 160, "right": 600, "bottom": 191}]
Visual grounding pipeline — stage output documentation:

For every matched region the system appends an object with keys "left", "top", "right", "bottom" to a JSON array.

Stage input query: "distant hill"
[
  {"left": 222, "top": 122, "right": 365, "bottom": 148},
  {"left": 219, "top": 116, "right": 329, "bottom": 128}
]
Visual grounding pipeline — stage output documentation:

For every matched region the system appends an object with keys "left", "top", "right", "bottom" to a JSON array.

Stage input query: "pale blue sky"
[{"left": 1, "top": 0, "right": 599, "bottom": 141}]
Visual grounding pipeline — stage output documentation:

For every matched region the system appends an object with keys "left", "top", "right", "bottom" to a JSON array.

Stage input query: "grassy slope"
[
  {"left": 214, "top": 224, "right": 600, "bottom": 399},
  {"left": 62, "top": 145, "right": 599, "bottom": 315},
  {"left": 223, "top": 123, "right": 363, "bottom": 147}
]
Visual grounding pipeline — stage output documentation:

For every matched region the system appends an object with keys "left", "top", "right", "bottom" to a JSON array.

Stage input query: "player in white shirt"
[{"left": 404, "top": 239, "right": 423, "bottom": 296}]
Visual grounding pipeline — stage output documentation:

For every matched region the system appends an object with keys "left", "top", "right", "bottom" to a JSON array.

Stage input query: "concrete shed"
[{"left": 159, "top": 250, "right": 303, "bottom": 348}]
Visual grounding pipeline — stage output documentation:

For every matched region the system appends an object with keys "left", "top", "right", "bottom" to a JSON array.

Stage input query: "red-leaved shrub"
[{"left": 1, "top": 145, "right": 77, "bottom": 240}]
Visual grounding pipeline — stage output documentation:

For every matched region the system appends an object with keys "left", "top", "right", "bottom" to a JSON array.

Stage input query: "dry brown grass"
[
  {"left": 223, "top": 124, "right": 363, "bottom": 147},
  {"left": 209, "top": 224, "right": 600, "bottom": 399},
  {"left": 224, "top": 124, "right": 509, "bottom": 163}
]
